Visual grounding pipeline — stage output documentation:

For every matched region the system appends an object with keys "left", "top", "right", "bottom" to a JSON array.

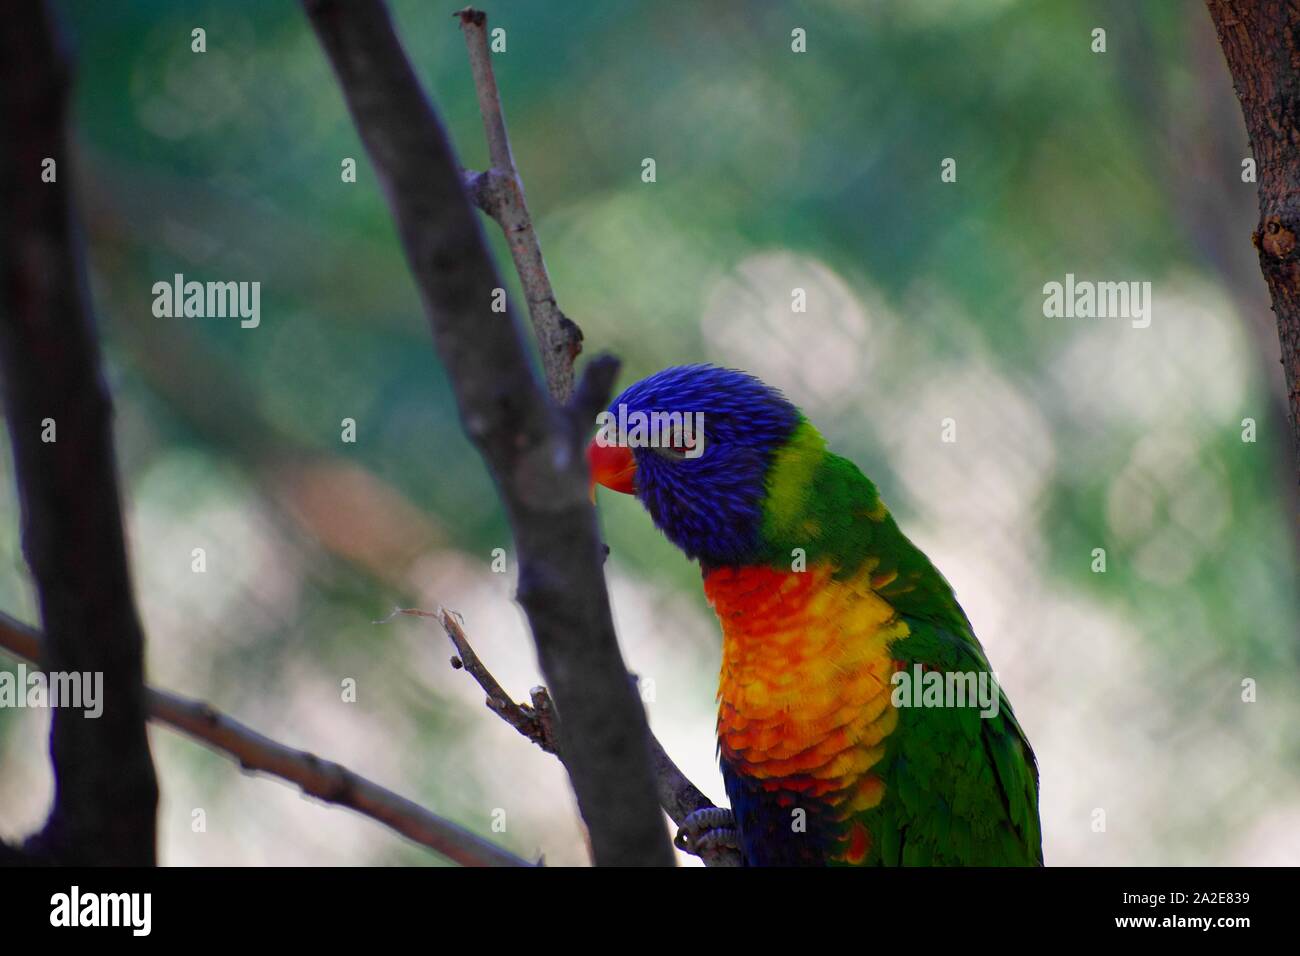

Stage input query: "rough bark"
[{"left": 1207, "top": 0, "right": 1300, "bottom": 487}]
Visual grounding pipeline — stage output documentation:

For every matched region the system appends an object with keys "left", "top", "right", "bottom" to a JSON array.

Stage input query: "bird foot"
[{"left": 674, "top": 806, "right": 739, "bottom": 858}]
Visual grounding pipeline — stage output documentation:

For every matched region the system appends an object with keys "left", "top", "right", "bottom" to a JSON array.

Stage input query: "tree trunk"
[{"left": 1207, "top": 0, "right": 1300, "bottom": 490}]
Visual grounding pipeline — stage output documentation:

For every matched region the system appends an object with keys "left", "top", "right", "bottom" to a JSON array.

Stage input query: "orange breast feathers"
[{"left": 703, "top": 562, "right": 909, "bottom": 805}]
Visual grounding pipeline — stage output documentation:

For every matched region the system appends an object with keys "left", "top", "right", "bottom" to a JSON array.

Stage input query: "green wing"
[{"left": 866, "top": 614, "right": 1043, "bottom": 865}]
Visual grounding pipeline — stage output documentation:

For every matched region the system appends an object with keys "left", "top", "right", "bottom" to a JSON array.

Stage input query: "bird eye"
[
  {"left": 650, "top": 429, "right": 704, "bottom": 462},
  {"left": 650, "top": 445, "right": 687, "bottom": 462}
]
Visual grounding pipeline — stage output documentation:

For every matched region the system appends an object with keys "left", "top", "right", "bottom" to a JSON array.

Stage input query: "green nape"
[{"left": 756, "top": 418, "right": 970, "bottom": 634}]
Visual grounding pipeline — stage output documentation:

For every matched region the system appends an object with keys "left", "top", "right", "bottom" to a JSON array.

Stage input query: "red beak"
[{"left": 587, "top": 438, "right": 637, "bottom": 500}]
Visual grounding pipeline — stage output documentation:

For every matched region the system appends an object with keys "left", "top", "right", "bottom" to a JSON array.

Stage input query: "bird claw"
[{"left": 675, "top": 806, "right": 739, "bottom": 857}]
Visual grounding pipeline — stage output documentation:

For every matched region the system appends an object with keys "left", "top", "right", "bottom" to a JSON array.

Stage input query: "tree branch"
[
  {"left": 1206, "top": 0, "right": 1300, "bottom": 488},
  {"left": 0, "top": 0, "right": 157, "bottom": 864},
  {"left": 0, "top": 611, "right": 530, "bottom": 868},
  {"left": 412, "top": 607, "right": 743, "bottom": 866},
  {"left": 449, "top": 8, "right": 742, "bottom": 866},
  {"left": 456, "top": 8, "right": 582, "bottom": 403},
  {"left": 392, "top": 607, "right": 558, "bottom": 754},
  {"left": 302, "top": 0, "right": 672, "bottom": 865}
]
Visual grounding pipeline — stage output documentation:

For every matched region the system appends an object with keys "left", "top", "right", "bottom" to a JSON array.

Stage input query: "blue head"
[{"left": 586, "top": 364, "right": 800, "bottom": 565}]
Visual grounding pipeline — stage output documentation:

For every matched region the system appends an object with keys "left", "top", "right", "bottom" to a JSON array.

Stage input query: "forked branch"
[
  {"left": 407, "top": 607, "right": 743, "bottom": 867},
  {"left": 304, "top": 0, "right": 672, "bottom": 866}
]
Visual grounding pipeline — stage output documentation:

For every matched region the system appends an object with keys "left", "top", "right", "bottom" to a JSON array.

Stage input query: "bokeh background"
[{"left": 1, "top": 0, "right": 1297, "bottom": 865}]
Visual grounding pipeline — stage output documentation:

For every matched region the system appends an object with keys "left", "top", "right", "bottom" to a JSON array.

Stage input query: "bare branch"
[
  {"left": 0, "top": 0, "right": 156, "bottom": 864},
  {"left": 302, "top": 0, "right": 672, "bottom": 865},
  {"left": 397, "top": 607, "right": 557, "bottom": 754},
  {"left": 0, "top": 611, "right": 530, "bottom": 868},
  {"left": 420, "top": 607, "right": 744, "bottom": 866},
  {"left": 456, "top": 7, "right": 583, "bottom": 403},
  {"left": 445, "top": 15, "right": 742, "bottom": 862},
  {"left": 396, "top": 6, "right": 740, "bottom": 864}
]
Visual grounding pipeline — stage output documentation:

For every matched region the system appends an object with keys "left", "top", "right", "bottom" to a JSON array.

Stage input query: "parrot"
[{"left": 586, "top": 364, "right": 1042, "bottom": 866}]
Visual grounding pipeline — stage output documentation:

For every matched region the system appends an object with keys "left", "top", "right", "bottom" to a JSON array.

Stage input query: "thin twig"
[
  {"left": 456, "top": 7, "right": 583, "bottom": 403},
  {"left": 396, "top": 607, "right": 557, "bottom": 753},
  {"left": 413, "top": 607, "right": 743, "bottom": 866},
  {"left": 0, "top": 611, "right": 530, "bottom": 868}
]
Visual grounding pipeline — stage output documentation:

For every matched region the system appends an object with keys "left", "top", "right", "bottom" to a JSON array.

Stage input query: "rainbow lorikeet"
[{"left": 587, "top": 365, "right": 1042, "bottom": 866}]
